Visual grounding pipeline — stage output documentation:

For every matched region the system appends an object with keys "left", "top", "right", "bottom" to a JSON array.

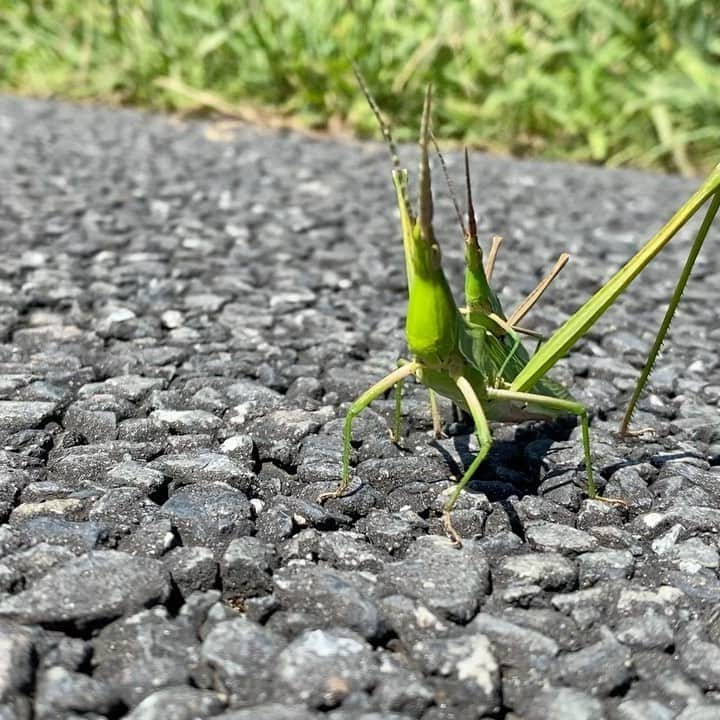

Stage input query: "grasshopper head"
[{"left": 395, "top": 86, "right": 461, "bottom": 366}]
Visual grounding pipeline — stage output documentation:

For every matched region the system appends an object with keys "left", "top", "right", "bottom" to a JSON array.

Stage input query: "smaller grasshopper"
[{"left": 320, "top": 78, "right": 720, "bottom": 546}]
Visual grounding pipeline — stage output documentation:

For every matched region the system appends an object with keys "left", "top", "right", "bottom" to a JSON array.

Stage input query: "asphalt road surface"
[{"left": 1, "top": 95, "right": 720, "bottom": 719}]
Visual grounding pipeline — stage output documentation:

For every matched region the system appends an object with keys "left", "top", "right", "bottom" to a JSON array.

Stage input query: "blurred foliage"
[{"left": 1, "top": 0, "right": 719, "bottom": 174}]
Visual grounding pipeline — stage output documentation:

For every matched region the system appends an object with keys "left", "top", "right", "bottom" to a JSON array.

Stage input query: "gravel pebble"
[{"left": 0, "top": 551, "right": 170, "bottom": 629}]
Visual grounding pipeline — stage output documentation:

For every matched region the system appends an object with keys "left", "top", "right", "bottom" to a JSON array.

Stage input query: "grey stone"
[
  {"left": 371, "top": 658, "right": 434, "bottom": 717},
  {"left": 535, "top": 470, "right": 586, "bottom": 511},
  {"left": 357, "top": 509, "right": 425, "bottom": 554},
  {"left": 221, "top": 536, "right": 277, "bottom": 599},
  {"left": 679, "top": 639, "right": 720, "bottom": 689},
  {"left": 35, "top": 666, "right": 119, "bottom": 718},
  {"left": 296, "top": 434, "right": 345, "bottom": 486},
  {"left": 47, "top": 442, "right": 161, "bottom": 488},
  {"left": 577, "top": 550, "right": 634, "bottom": 587},
  {"left": 78, "top": 375, "right": 165, "bottom": 402},
  {"left": 475, "top": 530, "right": 523, "bottom": 561},
  {"left": 225, "top": 381, "right": 284, "bottom": 424},
  {"left": 14, "top": 517, "right": 110, "bottom": 553},
  {"left": 10, "top": 497, "right": 87, "bottom": 524},
  {"left": 262, "top": 495, "right": 341, "bottom": 531},
  {"left": 0, "top": 622, "right": 33, "bottom": 701},
  {"left": 160, "top": 481, "right": 253, "bottom": 553},
  {"left": 615, "top": 699, "right": 674, "bottom": 720},
  {"left": 0, "top": 401, "right": 57, "bottom": 437},
  {"left": 525, "top": 520, "right": 598, "bottom": 554},
  {"left": 213, "top": 703, "right": 319, "bottom": 719},
  {"left": 676, "top": 706, "right": 720, "bottom": 720},
  {"left": 356, "top": 455, "right": 454, "bottom": 515},
  {"left": 664, "top": 568, "right": 720, "bottom": 603},
  {"left": 411, "top": 633, "right": 500, "bottom": 716},
  {"left": 250, "top": 408, "right": 328, "bottom": 466},
  {"left": 666, "top": 537, "right": 719, "bottom": 572},
  {"left": 164, "top": 433, "right": 219, "bottom": 453},
  {"left": 273, "top": 563, "right": 382, "bottom": 641},
  {"left": 88, "top": 486, "right": 160, "bottom": 528},
  {"left": 117, "top": 516, "right": 176, "bottom": 558},
  {"left": 177, "top": 590, "right": 222, "bottom": 635},
  {"left": 468, "top": 612, "right": 560, "bottom": 669},
  {"left": 515, "top": 494, "right": 576, "bottom": 526},
  {"left": 255, "top": 500, "right": 296, "bottom": 543},
  {"left": 615, "top": 611, "right": 674, "bottom": 650},
  {"left": 0, "top": 551, "right": 170, "bottom": 629},
  {"left": 615, "top": 585, "right": 685, "bottom": 617},
  {"left": 93, "top": 607, "right": 200, "bottom": 706},
  {"left": 124, "top": 686, "right": 225, "bottom": 720},
  {"left": 0, "top": 698, "right": 32, "bottom": 720},
  {"left": 105, "top": 460, "right": 166, "bottom": 494},
  {"left": 150, "top": 409, "right": 223, "bottom": 434},
  {"left": 284, "top": 529, "right": 388, "bottom": 574},
  {"left": 163, "top": 546, "right": 218, "bottom": 597},
  {"left": 576, "top": 498, "right": 627, "bottom": 529},
  {"left": 219, "top": 433, "right": 255, "bottom": 468},
  {"left": 117, "top": 418, "right": 167, "bottom": 442},
  {"left": 495, "top": 552, "right": 577, "bottom": 591},
  {"left": 604, "top": 466, "right": 654, "bottom": 511},
  {"left": 588, "top": 524, "right": 641, "bottom": 551},
  {"left": 63, "top": 404, "right": 117, "bottom": 442},
  {"left": 2, "top": 543, "right": 75, "bottom": 586},
  {"left": 377, "top": 536, "right": 490, "bottom": 622},
  {"left": 200, "top": 617, "right": 285, "bottom": 705},
  {"left": 635, "top": 506, "right": 720, "bottom": 539},
  {"left": 274, "top": 629, "right": 378, "bottom": 709},
  {"left": 379, "top": 595, "right": 453, "bottom": 648},
  {"left": 634, "top": 651, "right": 705, "bottom": 707},
  {"left": 498, "top": 608, "right": 582, "bottom": 652},
  {"left": 551, "top": 585, "right": 617, "bottom": 628},
  {"left": 37, "top": 633, "right": 88, "bottom": 672},
  {"left": 150, "top": 452, "right": 254, "bottom": 492},
  {"left": 519, "top": 686, "right": 605, "bottom": 720},
  {"left": 551, "top": 635, "right": 634, "bottom": 696}
]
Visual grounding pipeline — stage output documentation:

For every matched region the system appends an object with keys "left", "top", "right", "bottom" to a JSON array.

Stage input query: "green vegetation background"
[{"left": 2, "top": 0, "right": 719, "bottom": 174}]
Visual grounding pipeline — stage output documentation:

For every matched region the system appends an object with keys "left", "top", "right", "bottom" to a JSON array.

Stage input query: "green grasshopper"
[{"left": 320, "top": 83, "right": 720, "bottom": 546}]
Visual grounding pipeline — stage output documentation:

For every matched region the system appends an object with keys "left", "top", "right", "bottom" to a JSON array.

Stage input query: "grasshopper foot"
[
  {"left": 617, "top": 426, "right": 656, "bottom": 439},
  {"left": 594, "top": 494, "right": 629, "bottom": 509},
  {"left": 443, "top": 510, "right": 464, "bottom": 548},
  {"left": 317, "top": 476, "right": 363, "bottom": 505},
  {"left": 317, "top": 489, "right": 340, "bottom": 504}
]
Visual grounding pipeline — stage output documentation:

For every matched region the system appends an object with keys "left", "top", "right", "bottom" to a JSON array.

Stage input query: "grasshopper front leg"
[{"left": 318, "top": 361, "right": 420, "bottom": 504}]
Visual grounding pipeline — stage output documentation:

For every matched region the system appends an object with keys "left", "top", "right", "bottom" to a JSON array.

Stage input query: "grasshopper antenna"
[
  {"left": 352, "top": 63, "right": 401, "bottom": 174},
  {"left": 353, "top": 63, "right": 414, "bottom": 220},
  {"left": 430, "top": 133, "right": 467, "bottom": 238}
]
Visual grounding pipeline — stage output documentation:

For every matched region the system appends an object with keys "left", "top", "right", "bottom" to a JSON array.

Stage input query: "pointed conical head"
[{"left": 404, "top": 86, "right": 461, "bottom": 366}]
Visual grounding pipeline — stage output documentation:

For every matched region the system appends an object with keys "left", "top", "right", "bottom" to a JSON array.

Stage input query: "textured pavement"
[{"left": 1, "top": 95, "right": 720, "bottom": 719}]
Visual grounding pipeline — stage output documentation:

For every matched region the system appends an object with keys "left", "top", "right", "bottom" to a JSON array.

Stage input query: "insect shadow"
[{"left": 429, "top": 416, "right": 578, "bottom": 503}]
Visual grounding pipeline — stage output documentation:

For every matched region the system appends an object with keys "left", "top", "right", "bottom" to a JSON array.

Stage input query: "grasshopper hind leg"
[
  {"left": 486, "top": 387, "right": 625, "bottom": 509},
  {"left": 443, "top": 375, "right": 493, "bottom": 547},
  {"left": 620, "top": 190, "right": 720, "bottom": 435}
]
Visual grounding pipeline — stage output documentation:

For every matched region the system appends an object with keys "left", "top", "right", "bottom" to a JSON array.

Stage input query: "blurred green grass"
[{"left": 1, "top": 0, "right": 719, "bottom": 174}]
